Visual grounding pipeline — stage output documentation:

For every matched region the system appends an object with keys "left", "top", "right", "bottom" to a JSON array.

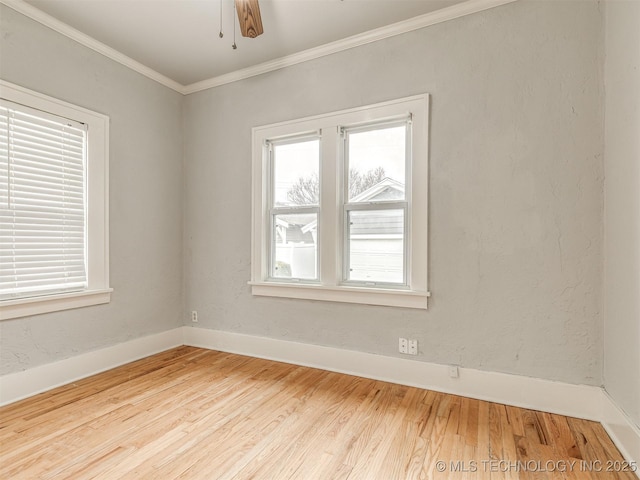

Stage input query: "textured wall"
[
  {"left": 0, "top": 6, "right": 184, "bottom": 374},
  {"left": 0, "top": 0, "right": 608, "bottom": 389},
  {"left": 184, "top": 1, "right": 604, "bottom": 385},
  {"left": 603, "top": 0, "right": 640, "bottom": 427}
]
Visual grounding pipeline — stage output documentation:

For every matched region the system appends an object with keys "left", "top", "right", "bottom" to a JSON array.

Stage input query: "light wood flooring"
[{"left": 0, "top": 346, "right": 637, "bottom": 479}]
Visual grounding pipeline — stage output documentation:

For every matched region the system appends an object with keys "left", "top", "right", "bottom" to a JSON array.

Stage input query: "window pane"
[
  {"left": 273, "top": 139, "right": 319, "bottom": 207},
  {"left": 273, "top": 213, "right": 317, "bottom": 280},
  {"left": 347, "top": 209, "right": 404, "bottom": 284},
  {"left": 347, "top": 125, "right": 406, "bottom": 202}
]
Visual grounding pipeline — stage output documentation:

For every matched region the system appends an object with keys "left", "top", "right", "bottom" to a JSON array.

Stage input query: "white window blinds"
[{"left": 0, "top": 99, "right": 88, "bottom": 301}]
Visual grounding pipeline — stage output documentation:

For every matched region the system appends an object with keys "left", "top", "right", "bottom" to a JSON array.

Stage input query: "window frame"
[
  {"left": 0, "top": 80, "right": 111, "bottom": 320},
  {"left": 250, "top": 94, "right": 429, "bottom": 309}
]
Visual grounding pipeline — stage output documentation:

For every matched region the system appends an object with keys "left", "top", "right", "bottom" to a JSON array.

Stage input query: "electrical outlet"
[
  {"left": 400, "top": 338, "right": 418, "bottom": 355},
  {"left": 449, "top": 365, "right": 459, "bottom": 378},
  {"left": 191, "top": 310, "right": 198, "bottom": 323}
]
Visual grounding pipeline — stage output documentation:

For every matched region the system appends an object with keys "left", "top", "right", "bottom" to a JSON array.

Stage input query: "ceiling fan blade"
[{"left": 235, "top": 0, "right": 264, "bottom": 38}]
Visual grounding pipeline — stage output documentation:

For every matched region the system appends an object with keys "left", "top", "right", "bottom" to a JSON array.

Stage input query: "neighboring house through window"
[
  {"left": 0, "top": 80, "right": 110, "bottom": 320},
  {"left": 250, "top": 95, "right": 430, "bottom": 309}
]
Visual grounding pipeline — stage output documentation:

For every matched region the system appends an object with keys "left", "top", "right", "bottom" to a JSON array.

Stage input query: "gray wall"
[
  {"left": 603, "top": 0, "right": 640, "bottom": 427},
  {"left": 184, "top": 0, "right": 605, "bottom": 385},
  {"left": 0, "top": 6, "right": 184, "bottom": 374},
  {"left": 1, "top": 0, "right": 615, "bottom": 393}
]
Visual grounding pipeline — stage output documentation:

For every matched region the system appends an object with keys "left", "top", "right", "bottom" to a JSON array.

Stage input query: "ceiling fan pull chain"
[
  {"left": 232, "top": 0, "right": 238, "bottom": 50},
  {"left": 219, "top": 0, "right": 224, "bottom": 38}
]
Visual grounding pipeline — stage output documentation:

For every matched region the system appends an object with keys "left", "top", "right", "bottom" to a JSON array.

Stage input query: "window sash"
[
  {"left": 343, "top": 202, "right": 408, "bottom": 287},
  {"left": 267, "top": 134, "right": 321, "bottom": 282},
  {"left": 0, "top": 100, "right": 88, "bottom": 301},
  {"left": 340, "top": 118, "right": 411, "bottom": 288},
  {"left": 342, "top": 119, "right": 410, "bottom": 202},
  {"left": 269, "top": 206, "right": 319, "bottom": 279},
  {"left": 269, "top": 209, "right": 319, "bottom": 281}
]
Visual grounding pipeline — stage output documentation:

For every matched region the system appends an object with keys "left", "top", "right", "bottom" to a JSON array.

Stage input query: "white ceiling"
[{"left": 20, "top": 0, "right": 467, "bottom": 88}]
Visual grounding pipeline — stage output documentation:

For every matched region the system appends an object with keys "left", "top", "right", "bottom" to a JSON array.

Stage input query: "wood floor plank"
[
  {"left": 2, "top": 353, "right": 251, "bottom": 476},
  {"left": 0, "top": 347, "right": 636, "bottom": 480},
  {"left": 123, "top": 364, "right": 320, "bottom": 479},
  {"left": 420, "top": 395, "right": 451, "bottom": 478},
  {"left": 476, "top": 400, "right": 493, "bottom": 480}
]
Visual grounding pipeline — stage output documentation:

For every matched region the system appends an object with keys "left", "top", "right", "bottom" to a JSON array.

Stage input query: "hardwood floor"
[{"left": 1, "top": 346, "right": 637, "bottom": 479}]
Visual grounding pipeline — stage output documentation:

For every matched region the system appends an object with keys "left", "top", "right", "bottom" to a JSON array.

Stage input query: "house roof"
[
  {"left": 301, "top": 178, "right": 405, "bottom": 235},
  {"left": 350, "top": 177, "right": 405, "bottom": 203}
]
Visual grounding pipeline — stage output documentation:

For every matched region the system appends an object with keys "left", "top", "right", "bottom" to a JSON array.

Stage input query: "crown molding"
[
  {"left": 182, "top": 0, "right": 518, "bottom": 94},
  {"left": 2, "top": 0, "right": 518, "bottom": 96},
  {"left": 0, "top": 0, "right": 185, "bottom": 93}
]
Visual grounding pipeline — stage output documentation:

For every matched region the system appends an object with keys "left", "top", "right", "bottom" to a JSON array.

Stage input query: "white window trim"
[
  {"left": 0, "top": 80, "right": 111, "bottom": 320},
  {"left": 250, "top": 95, "right": 430, "bottom": 309}
]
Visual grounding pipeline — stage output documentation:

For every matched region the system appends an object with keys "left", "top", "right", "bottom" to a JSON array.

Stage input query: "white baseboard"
[
  {"left": 182, "top": 327, "right": 602, "bottom": 421},
  {"left": 2, "top": 325, "right": 637, "bottom": 467},
  {"left": 600, "top": 390, "right": 640, "bottom": 467},
  {"left": 184, "top": 327, "right": 640, "bottom": 465},
  {"left": 0, "top": 327, "right": 184, "bottom": 406}
]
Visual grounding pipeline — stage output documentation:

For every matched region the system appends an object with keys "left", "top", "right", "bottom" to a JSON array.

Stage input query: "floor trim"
[
  {"left": 183, "top": 327, "right": 639, "bottom": 466},
  {"left": 0, "top": 327, "right": 183, "bottom": 406},
  {"left": 1, "top": 326, "right": 637, "bottom": 466},
  {"left": 183, "top": 327, "right": 601, "bottom": 420},
  {"left": 600, "top": 390, "right": 640, "bottom": 467}
]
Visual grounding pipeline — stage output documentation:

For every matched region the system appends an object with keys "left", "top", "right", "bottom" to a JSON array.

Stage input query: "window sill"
[
  {"left": 0, "top": 289, "right": 113, "bottom": 320},
  {"left": 249, "top": 282, "right": 429, "bottom": 309}
]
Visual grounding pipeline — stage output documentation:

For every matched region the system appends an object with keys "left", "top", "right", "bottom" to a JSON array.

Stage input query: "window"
[
  {"left": 344, "top": 121, "right": 408, "bottom": 286},
  {"left": 270, "top": 135, "right": 320, "bottom": 280},
  {"left": 251, "top": 95, "right": 429, "bottom": 309},
  {"left": 0, "top": 80, "right": 110, "bottom": 320}
]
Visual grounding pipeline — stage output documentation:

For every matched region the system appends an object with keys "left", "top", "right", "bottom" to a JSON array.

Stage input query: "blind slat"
[
  {"left": 9, "top": 151, "right": 85, "bottom": 171},
  {"left": 1, "top": 213, "right": 85, "bottom": 224},
  {"left": 8, "top": 190, "right": 85, "bottom": 205},
  {"left": 9, "top": 129, "right": 84, "bottom": 151},
  {"left": 10, "top": 118, "right": 85, "bottom": 139},
  {"left": 7, "top": 166, "right": 84, "bottom": 185}
]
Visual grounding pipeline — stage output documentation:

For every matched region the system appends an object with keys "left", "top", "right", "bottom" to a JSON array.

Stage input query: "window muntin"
[{"left": 268, "top": 135, "right": 320, "bottom": 281}]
